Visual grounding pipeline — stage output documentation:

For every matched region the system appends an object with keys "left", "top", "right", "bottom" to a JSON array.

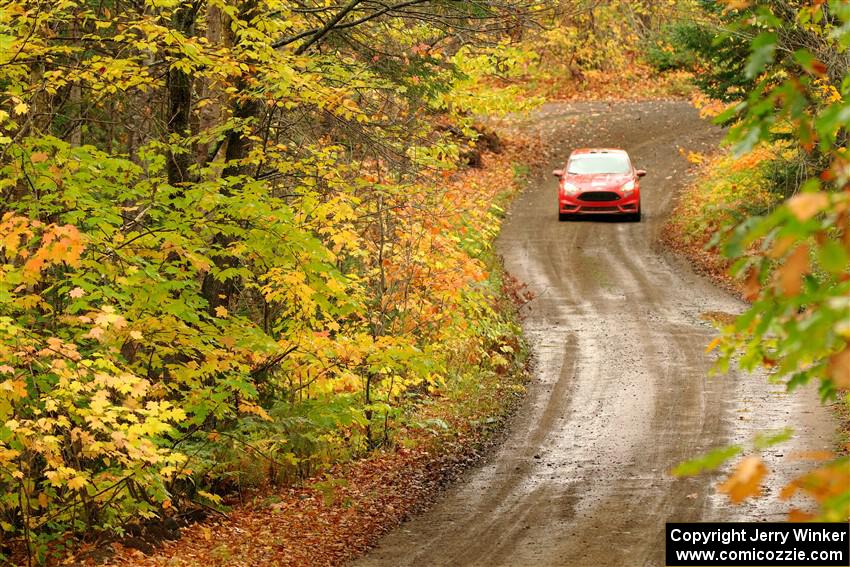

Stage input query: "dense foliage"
[
  {"left": 0, "top": 0, "right": 553, "bottom": 560},
  {"left": 5, "top": 0, "right": 845, "bottom": 561},
  {"left": 717, "top": 0, "right": 850, "bottom": 520},
  {"left": 0, "top": 0, "right": 698, "bottom": 559},
  {"left": 668, "top": 0, "right": 849, "bottom": 521}
]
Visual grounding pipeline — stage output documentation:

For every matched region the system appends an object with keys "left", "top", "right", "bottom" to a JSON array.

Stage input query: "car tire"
[{"left": 630, "top": 205, "right": 642, "bottom": 222}]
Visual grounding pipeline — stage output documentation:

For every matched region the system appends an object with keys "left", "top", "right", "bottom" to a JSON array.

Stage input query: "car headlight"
[
  {"left": 621, "top": 180, "right": 636, "bottom": 194},
  {"left": 562, "top": 182, "right": 580, "bottom": 195}
]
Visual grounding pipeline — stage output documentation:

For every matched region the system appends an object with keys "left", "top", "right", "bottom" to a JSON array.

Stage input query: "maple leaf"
[
  {"left": 69, "top": 287, "right": 85, "bottom": 298},
  {"left": 718, "top": 456, "right": 767, "bottom": 503},
  {"left": 87, "top": 327, "right": 106, "bottom": 340},
  {"left": 215, "top": 306, "right": 229, "bottom": 318},
  {"left": 67, "top": 476, "right": 88, "bottom": 491}
]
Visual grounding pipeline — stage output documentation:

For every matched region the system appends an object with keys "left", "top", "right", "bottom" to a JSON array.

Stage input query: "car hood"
[{"left": 564, "top": 172, "right": 632, "bottom": 190}]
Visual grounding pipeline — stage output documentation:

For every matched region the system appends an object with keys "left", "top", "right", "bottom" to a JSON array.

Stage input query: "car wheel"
[{"left": 630, "top": 205, "right": 642, "bottom": 222}]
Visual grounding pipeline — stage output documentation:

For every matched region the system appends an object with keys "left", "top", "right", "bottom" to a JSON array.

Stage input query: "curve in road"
[{"left": 353, "top": 101, "right": 834, "bottom": 567}]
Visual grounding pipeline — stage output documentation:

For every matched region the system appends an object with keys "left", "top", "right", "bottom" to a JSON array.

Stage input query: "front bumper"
[{"left": 559, "top": 192, "right": 640, "bottom": 214}]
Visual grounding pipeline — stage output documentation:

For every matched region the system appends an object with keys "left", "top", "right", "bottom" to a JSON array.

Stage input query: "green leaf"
[
  {"left": 753, "top": 428, "right": 793, "bottom": 450},
  {"left": 673, "top": 445, "right": 743, "bottom": 477},
  {"left": 745, "top": 32, "right": 777, "bottom": 79}
]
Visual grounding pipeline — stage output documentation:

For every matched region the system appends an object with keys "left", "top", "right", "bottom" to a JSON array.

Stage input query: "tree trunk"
[
  {"left": 166, "top": 5, "right": 195, "bottom": 185},
  {"left": 201, "top": 0, "right": 261, "bottom": 314}
]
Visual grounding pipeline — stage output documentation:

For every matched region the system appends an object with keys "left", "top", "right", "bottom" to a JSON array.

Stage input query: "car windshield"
[{"left": 567, "top": 154, "right": 631, "bottom": 175}]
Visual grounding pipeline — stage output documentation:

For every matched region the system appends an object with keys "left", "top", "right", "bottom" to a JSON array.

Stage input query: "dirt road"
[{"left": 353, "top": 101, "right": 834, "bottom": 567}]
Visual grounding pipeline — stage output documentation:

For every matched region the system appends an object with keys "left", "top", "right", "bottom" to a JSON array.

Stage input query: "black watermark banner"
[{"left": 667, "top": 523, "right": 849, "bottom": 566}]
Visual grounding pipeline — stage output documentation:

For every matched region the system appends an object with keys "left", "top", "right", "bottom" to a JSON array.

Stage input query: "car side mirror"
[
  {"left": 636, "top": 169, "right": 647, "bottom": 177},
  {"left": 552, "top": 169, "right": 564, "bottom": 177}
]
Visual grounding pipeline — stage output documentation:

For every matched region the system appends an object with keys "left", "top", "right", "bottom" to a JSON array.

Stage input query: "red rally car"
[{"left": 553, "top": 148, "right": 645, "bottom": 222}]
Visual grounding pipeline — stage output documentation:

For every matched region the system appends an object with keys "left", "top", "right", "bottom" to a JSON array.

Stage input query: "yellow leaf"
[
  {"left": 67, "top": 476, "right": 88, "bottom": 491},
  {"left": 0, "top": 379, "right": 27, "bottom": 400},
  {"left": 30, "top": 152, "right": 48, "bottom": 164},
  {"left": 239, "top": 401, "right": 272, "bottom": 421},
  {"left": 215, "top": 306, "right": 229, "bottom": 318},
  {"left": 705, "top": 337, "right": 721, "bottom": 353},
  {"left": 13, "top": 101, "right": 28, "bottom": 115}
]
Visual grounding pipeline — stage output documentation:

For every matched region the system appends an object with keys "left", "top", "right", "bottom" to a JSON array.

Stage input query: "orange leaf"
[
  {"left": 718, "top": 455, "right": 767, "bottom": 503},
  {"left": 810, "top": 60, "right": 828, "bottom": 76},
  {"left": 743, "top": 267, "right": 760, "bottom": 301},
  {"left": 721, "top": 0, "right": 752, "bottom": 9},
  {"left": 827, "top": 346, "right": 850, "bottom": 389},
  {"left": 1, "top": 379, "right": 28, "bottom": 400},
  {"left": 778, "top": 244, "right": 809, "bottom": 297},
  {"left": 768, "top": 235, "right": 795, "bottom": 259},
  {"left": 787, "top": 192, "right": 828, "bottom": 221},
  {"left": 788, "top": 450, "right": 834, "bottom": 462},
  {"left": 787, "top": 508, "right": 815, "bottom": 522}
]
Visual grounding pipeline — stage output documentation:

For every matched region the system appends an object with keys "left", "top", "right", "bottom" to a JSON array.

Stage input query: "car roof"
[{"left": 569, "top": 148, "right": 628, "bottom": 156}]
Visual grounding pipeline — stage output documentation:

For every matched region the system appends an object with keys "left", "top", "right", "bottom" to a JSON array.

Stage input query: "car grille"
[
  {"left": 585, "top": 206, "right": 619, "bottom": 212},
  {"left": 579, "top": 191, "right": 620, "bottom": 202}
]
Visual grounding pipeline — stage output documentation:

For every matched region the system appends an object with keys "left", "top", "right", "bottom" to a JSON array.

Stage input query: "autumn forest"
[{"left": 0, "top": 0, "right": 848, "bottom": 565}]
